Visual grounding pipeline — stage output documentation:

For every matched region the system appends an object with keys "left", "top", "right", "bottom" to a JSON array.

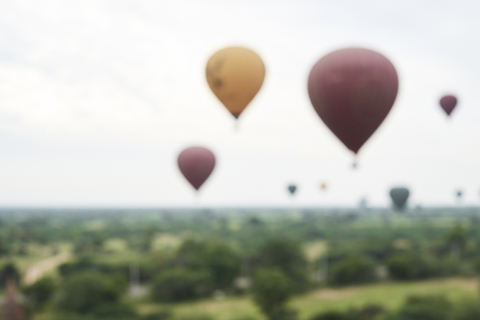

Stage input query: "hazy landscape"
[{"left": 1, "top": 207, "right": 480, "bottom": 319}]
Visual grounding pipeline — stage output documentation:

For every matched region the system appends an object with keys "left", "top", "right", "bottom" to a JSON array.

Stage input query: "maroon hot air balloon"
[
  {"left": 178, "top": 147, "right": 216, "bottom": 190},
  {"left": 439, "top": 95, "right": 457, "bottom": 116},
  {"left": 308, "top": 48, "right": 399, "bottom": 154}
]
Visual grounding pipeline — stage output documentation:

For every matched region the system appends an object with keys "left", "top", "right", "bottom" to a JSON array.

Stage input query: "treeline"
[{"left": 327, "top": 223, "right": 480, "bottom": 286}]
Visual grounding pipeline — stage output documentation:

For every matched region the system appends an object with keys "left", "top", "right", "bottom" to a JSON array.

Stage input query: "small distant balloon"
[
  {"left": 308, "top": 48, "right": 399, "bottom": 154},
  {"left": 390, "top": 187, "right": 410, "bottom": 210},
  {"left": 288, "top": 185, "right": 297, "bottom": 195},
  {"left": 178, "top": 147, "right": 216, "bottom": 191},
  {"left": 456, "top": 190, "right": 463, "bottom": 198},
  {"left": 320, "top": 182, "right": 328, "bottom": 191},
  {"left": 439, "top": 95, "right": 458, "bottom": 116},
  {"left": 206, "top": 47, "right": 265, "bottom": 120}
]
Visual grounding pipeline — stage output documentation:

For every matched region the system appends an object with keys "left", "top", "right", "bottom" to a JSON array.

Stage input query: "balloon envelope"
[
  {"left": 288, "top": 185, "right": 297, "bottom": 195},
  {"left": 390, "top": 187, "right": 410, "bottom": 210},
  {"left": 308, "top": 48, "right": 399, "bottom": 154},
  {"left": 206, "top": 47, "right": 265, "bottom": 119},
  {"left": 440, "top": 95, "right": 457, "bottom": 116},
  {"left": 178, "top": 147, "right": 215, "bottom": 190}
]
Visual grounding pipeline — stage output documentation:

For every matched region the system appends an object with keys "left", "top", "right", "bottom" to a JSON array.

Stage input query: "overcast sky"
[{"left": 0, "top": 0, "right": 479, "bottom": 208}]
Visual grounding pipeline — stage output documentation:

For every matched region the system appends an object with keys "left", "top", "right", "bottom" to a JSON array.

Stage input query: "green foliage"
[
  {"left": 255, "top": 238, "right": 308, "bottom": 292},
  {"left": 176, "top": 240, "right": 241, "bottom": 290},
  {"left": 59, "top": 256, "right": 128, "bottom": 277},
  {"left": 0, "top": 234, "right": 10, "bottom": 256},
  {"left": 361, "top": 235, "right": 395, "bottom": 262},
  {"left": 141, "top": 309, "right": 172, "bottom": 320},
  {"left": 329, "top": 254, "right": 376, "bottom": 286},
  {"left": 151, "top": 268, "right": 212, "bottom": 302},
  {"left": 22, "top": 276, "right": 56, "bottom": 308},
  {"left": 251, "top": 268, "right": 295, "bottom": 320},
  {"left": 347, "top": 304, "right": 385, "bottom": 320},
  {"left": 0, "top": 261, "right": 20, "bottom": 285},
  {"left": 199, "top": 242, "right": 242, "bottom": 289},
  {"left": 59, "top": 257, "right": 130, "bottom": 293},
  {"left": 310, "top": 311, "right": 345, "bottom": 320},
  {"left": 59, "top": 257, "right": 96, "bottom": 276},
  {"left": 386, "top": 253, "right": 416, "bottom": 280},
  {"left": 50, "top": 314, "right": 96, "bottom": 320},
  {"left": 310, "top": 304, "right": 384, "bottom": 320},
  {"left": 175, "top": 315, "right": 214, "bottom": 320},
  {"left": 386, "top": 252, "right": 438, "bottom": 280},
  {"left": 175, "top": 239, "right": 206, "bottom": 268},
  {"left": 445, "top": 224, "right": 467, "bottom": 251},
  {"left": 454, "top": 299, "right": 480, "bottom": 320},
  {"left": 74, "top": 232, "right": 106, "bottom": 254},
  {"left": 387, "top": 295, "right": 452, "bottom": 320},
  {"left": 56, "top": 270, "right": 121, "bottom": 314},
  {"left": 90, "top": 302, "right": 137, "bottom": 319}
]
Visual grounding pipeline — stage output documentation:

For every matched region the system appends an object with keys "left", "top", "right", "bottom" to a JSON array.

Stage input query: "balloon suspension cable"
[
  {"left": 234, "top": 119, "right": 239, "bottom": 132},
  {"left": 194, "top": 190, "right": 201, "bottom": 205},
  {"left": 352, "top": 155, "right": 358, "bottom": 170}
]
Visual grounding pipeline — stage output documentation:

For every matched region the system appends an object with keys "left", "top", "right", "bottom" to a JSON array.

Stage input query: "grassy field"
[{"left": 137, "top": 278, "right": 479, "bottom": 320}]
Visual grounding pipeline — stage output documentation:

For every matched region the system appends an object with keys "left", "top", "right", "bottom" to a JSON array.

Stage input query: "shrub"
[
  {"left": 151, "top": 269, "right": 212, "bottom": 302},
  {"left": 90, "top": 302, "right": 137, "bottom": 319},
  {"left": 386, "top": 252, "right": 438, "bottom": 280},
  {"left": 142, "top": 310, "right": 172, "bottom": 320},
  {"left": 309, "top": 311, "right": 345, "bottom": 320},
  {"left": 22, "top": 276, "right": 56, "bottom": 308},
  {"left": 309, "top": 304, "right": 384, "bottom": 320},
  {"left": 251, "top": 268, "right": 295, "bottom": 320},
  {"left": 388, "top": 295, "right": 452, "bottom": 320},
  {"left": 255, "top": 238, "right": 309, "bottom": 292},
  {"left": 56, "top": 271, "right": 120, "bottom": 314},
  {"left": 454, "top": 298, "right": 480, "bottom": 320},
  {"left": 176, "top": 315, "right": 214, "bottom": 320},
  {"left": 329, "top": 254, "right": 376, "bottom": 286},
  {"left": 199, "top": 242, "right": 241, "bottom": 290},
  {"left": 386, "top": 253, "right": 416, "bottom": 280},
  {"left": 0, "top": 262, "right": 20, "bottom": 285}
]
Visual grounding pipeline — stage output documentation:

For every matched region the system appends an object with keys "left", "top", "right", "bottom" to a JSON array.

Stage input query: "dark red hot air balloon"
[
  {"left": 308, "top": 48, "right": 399, "bottom": 154},
  {"left": 178, "top": 147, "right": 215, "bottom": 190},
  {"left": 439, "top": 95, "right": 457, "bottom": 116}
]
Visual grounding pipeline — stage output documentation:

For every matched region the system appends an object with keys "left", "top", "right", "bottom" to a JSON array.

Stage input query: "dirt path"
[{"left": 23, "top": 252, "right": 71, "bottom": 285}]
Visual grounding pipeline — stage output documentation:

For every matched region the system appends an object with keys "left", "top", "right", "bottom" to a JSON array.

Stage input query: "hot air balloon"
[
  {"left": 390, "top": 187, "right": 410, "bottom": 210},
  {"left": 206, "top": 47, "right": 265, "bottom": 120},
  {"left": 439, "top": 95, "right": 457, "bottom": 116},
  {"left": 308, "top": 48, "right": 399, "bottom": 154},
  {"left": 178, "top": 147, "right": 215, "bottom": 191},
  {"left": 320, "top": 182, "right": 328, "bottom": 191},
  {"left": 288, "top": 184, "right": 297, "bottom": 195}
]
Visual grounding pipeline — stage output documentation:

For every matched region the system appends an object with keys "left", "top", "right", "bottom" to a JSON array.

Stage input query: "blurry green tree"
[
  {"left": 255, "top": 238, "right": 308, "bottom": 292},
  {"left": 57, "top": 270, "right": 121, "bottom": 314},
  {"left": 22, "top": 276, "right": 56, "bottom": 309},
  {"left": 252, "top": 268, "right": 295, "bottom": 320},
  {"left": 151, "top": 269, "right": 212, "bottom": 302},
  {"left": 329, "top": 254, "right": 376, "bottom": 286}
]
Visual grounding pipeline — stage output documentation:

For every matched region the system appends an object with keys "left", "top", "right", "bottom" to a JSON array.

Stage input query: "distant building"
[{"left": 0, "top": 278, "right": 26, "bottom": 320}]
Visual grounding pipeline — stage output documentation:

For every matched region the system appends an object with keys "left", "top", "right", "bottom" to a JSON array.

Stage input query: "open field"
[{"left": 137, "top": 278, "right": 479, "bottom": 320}]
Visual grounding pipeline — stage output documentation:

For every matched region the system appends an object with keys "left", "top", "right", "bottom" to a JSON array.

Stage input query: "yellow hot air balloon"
[{"left": 206, "top": 47, "right": 265, "bottom": 119}]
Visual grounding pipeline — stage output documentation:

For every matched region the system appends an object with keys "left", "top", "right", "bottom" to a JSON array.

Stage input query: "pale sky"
[{"left": 0, "top": 0, "right": 479, "bottom": 208}]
